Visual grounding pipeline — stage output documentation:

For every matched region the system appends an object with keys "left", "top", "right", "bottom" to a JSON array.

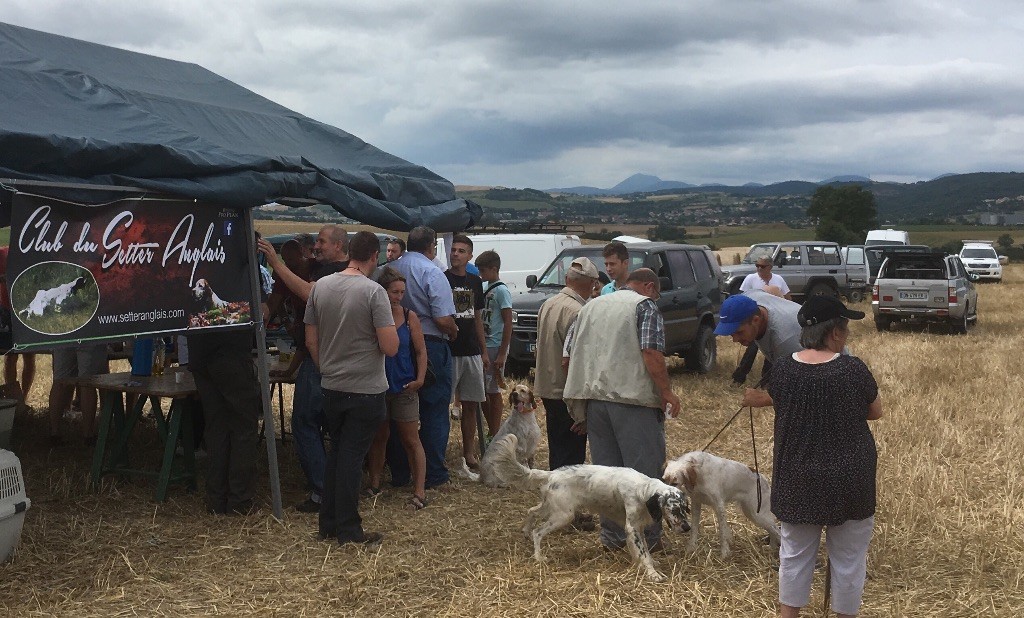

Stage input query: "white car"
[{"left": 959, "top": 241, "right": 1003, "bottom": 282}]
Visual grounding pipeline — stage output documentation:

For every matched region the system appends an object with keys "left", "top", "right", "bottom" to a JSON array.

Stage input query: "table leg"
[
  {"left": 156, "top": 400, "right": 185, "bottom": 502},
  {"left": 276, "top": 382, "right": 286, "bottom": 441},
  {"left": 109, "top": 395, "right": 146, "bottom": 470},
  {"left": 89, "top": 393, "right": 119, "bottom": 489}
]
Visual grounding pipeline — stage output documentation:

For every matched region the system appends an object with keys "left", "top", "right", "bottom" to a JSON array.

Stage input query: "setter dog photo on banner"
[{"left": 6, "top": 193, "right": 255, "bottom": 348}]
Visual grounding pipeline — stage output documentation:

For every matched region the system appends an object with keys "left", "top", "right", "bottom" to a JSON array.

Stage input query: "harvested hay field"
[{"left": 3, "top": 271, "right": 1024, "bottom": 616}]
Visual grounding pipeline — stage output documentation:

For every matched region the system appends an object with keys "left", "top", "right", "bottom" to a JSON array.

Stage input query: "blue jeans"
[
  {"left": 292, "top": 357, "right": 325, "bottom": 498},
  {"left": 389, "top": 339, "right": 452, "bottom": 487}
]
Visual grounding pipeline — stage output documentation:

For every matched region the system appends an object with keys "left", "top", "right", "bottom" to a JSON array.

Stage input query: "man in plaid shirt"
[{"left": 562, "top": 268, "right": 681, "bottom": 552}]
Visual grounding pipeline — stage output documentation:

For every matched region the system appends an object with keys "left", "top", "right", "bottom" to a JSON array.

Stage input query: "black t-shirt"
[
  {"left": 295, "top": 259, "right": 347, "bottom": 354},
  {"left": 445, "top": 270, "right": 485, "bottom": 357}
]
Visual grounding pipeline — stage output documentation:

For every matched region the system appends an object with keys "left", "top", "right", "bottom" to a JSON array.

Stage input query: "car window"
[
  {"left": 961, "top": 248, "right": 997, "bottom": 259},
  {"left": 777, "top": 244, "right": 802, "bottom": 266},
  {"left": 666, "top": 251, "right": 697, "bottom": 286},
  {"left": 537, "top": 250, "right": 604, "bottom": 286},
  {"left": 688, "top": 250, "right": 712, "bottom": 281},
  {"left": 845, "top": 247, "right": 865, "bottom": 265},
  {"left": 805, "top": 244, "right": 841, "bottom": 266},
  {"left": 743, "top": 244, "right": 776, "bottom": 264}
]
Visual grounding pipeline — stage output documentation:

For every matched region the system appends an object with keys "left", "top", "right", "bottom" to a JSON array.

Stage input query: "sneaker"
[
  {"left": 450, "top": 405, "right": 462, "bottom": 420},
  {"left": 295, "top": 497, "right": 321, "bottom": 513},
  {"left": 339, "top": 531, "right": 383, "bottom": 547}
]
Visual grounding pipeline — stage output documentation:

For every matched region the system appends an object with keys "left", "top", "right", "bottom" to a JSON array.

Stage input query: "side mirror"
[
  {"left": 526, "top": 275, "right": 538, "bottom": 289},
  {"left": 967, "top": 273, "right": 980, "bottom": 282},
  {"left": 659, "top": 276, "right": 673, "bottom": 291}
]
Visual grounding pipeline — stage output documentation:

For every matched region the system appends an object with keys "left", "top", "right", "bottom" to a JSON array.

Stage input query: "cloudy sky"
[{"left": 7, "top": 1, "right": 1024, "bottom": 189}]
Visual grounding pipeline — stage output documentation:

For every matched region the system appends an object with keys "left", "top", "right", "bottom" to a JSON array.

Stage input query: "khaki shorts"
[
  {"left": 452, "top": 355, "right": 486, "bottom": 402},
  {"left": 386, "top": 390, "right": 419, "bottom": 423},
  {"left": 484, "top": 347, "right": 504, "bottom": 395},
  {"left": 52, "top": 344, "right": 109, "bottom": 381}
]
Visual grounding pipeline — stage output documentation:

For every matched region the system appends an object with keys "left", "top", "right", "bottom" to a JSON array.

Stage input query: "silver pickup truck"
[
  {"left": 723, "top": 241, "right": 862, "bottom": 300},
  {"left": 871, "top": 251, "right": 978, "bottom": 334}
]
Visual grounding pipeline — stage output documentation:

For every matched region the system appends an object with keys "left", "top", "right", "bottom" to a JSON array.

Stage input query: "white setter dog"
[
  {"left": 19, "top": 276, "right": 87, "bottom": 318},
  {"left": 192, "top": 278, "right": 229, "bottom": 310},
  {"left": 663, "top": 451, "right": 780, "bottom": 558},
  {"left": 458, "top": 383, "right": 541, "bottom": 487},
  {"left": 492, "top": 434, "right": 690, "bottom": 582}
]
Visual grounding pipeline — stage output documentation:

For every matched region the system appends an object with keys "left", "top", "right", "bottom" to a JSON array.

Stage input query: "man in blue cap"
[{"left": 715, "top": 290, "right": 803, "bottom": 404}]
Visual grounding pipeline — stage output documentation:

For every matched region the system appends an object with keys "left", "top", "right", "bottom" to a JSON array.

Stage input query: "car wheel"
[
  {"left": 950, "top": 307, "right": 969, "bottom": 335},
  {"left": 874, "top": 316, "right": 891, "bottom": 332},
  {"left": 806, "top": 283, "right": 838, "bottom": 298},
  {"left": 846, "top": 289, "right": 865, "bottom": 303},
  {"left": 684, "top": 322, "right": 717, "bottom": 374}
]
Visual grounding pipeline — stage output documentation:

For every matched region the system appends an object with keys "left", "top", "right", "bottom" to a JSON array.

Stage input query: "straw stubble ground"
[{"left": 2, "top": 269, "right": 1023, "bottom": 616}]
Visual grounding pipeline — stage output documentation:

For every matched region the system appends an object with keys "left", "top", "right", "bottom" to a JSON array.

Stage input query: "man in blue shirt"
[
  {"left": 388, "top": 226, "right": 458, "bottom": 488},
  {"left": 600, "top": 241, "right": 630, "bottom": 295}
]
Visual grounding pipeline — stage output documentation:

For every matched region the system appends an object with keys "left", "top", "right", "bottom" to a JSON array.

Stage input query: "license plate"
[
  {"left": 528, "top": 344, "right": 536, "bottom": 353},
  {"left": 899, "top": 291, "right": 928, "bottom": 300}
]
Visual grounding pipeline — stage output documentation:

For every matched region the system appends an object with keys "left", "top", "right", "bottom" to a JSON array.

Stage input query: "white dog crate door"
[{"left": 0, "top": 449, "right": 30, "bottom": 563}]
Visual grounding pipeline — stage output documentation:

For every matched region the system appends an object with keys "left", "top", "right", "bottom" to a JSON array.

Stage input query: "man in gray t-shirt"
[
  {"left": 714, "top": 289, "right": 802, "bottom": 403},
  {"left": 304, "top": 232, "right": 398, "bottom": 546}
]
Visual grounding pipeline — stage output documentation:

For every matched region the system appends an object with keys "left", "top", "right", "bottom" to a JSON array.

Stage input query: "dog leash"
[{"left": 701, "top": 374, "right": 768, "bottom": 513}]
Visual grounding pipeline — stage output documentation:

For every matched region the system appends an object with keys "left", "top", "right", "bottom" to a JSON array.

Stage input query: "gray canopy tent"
[{"left": 0, "top": 21, "right": 480, "bottom": 518}]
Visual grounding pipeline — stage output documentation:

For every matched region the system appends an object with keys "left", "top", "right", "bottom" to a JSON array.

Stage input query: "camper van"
[
  {"left": 467, "top": 233, "right": 582, "bottom": 291},
  {"left": 865, "top": 229, "right": 910, "bottom": 246}
]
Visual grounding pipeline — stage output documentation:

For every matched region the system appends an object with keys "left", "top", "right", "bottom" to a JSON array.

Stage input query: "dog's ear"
[
  {"left": 645, "top": 494, "right": 663, "bottom": 523},
  {"left": 683, "top": 466, "right": 697, "bottom": 493}
]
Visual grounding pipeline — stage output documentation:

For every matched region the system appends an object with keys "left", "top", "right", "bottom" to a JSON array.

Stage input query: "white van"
[
  {"left": 467, "top": 233, "right": 582, "bottom": 291},
  {"left": 865, "top": 229, "right": 910, "bottom": 246}
]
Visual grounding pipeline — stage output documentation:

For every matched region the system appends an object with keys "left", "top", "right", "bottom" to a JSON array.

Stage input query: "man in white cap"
[{"left": 534, "top": 257, "right": 601, "bottom": 475}]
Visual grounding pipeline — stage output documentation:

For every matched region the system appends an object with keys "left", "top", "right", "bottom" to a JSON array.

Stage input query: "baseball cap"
[
  {"left": 798, "top": 295, "right": 865, "bottom": 327},
  {"left": 714, "top": 294, "right": 759, "bottom": 336},
  {"left": 569, "top": 257, "right": 600, "bottom": 279}
]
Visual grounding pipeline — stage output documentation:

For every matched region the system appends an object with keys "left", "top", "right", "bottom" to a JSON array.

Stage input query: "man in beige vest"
[{"left": 563, "top": 268, "right": 681, "bottom": 551}]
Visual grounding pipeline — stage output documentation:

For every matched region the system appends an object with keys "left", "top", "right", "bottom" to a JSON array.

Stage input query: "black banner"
[{"left": 7, "top": 193, "right": 255, "bottom": 349}]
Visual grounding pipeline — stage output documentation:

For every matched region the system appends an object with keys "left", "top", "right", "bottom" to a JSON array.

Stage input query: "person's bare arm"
[
  {"left": 257, "top": 239, "right": 314, "bottom": 301},
  {"left": 305, "top": 323, "right": 320, "bottom": 370},
  {"left": 641, "top": 348, "right": 680, "bottom": 417},
  {"left": 405, "top": 312, "right": 428, "bottom": 392},
  {"left": 435, "top": 315, "right": 458, "bottom": 339},
  {"left": 474, "top": 309, "right": 490, "bottom": 371},
  {"left": 867, "top": 395, "right": 883, "bottom": 420},
  {"left": 494, "top": 308, "right": 513, "bottom": 371},
  {"left": 377, "top": 325, "right": 399, "bottom": 357},
  {"left": 741, "top": 387, "right": 773, "bottom": 408}
]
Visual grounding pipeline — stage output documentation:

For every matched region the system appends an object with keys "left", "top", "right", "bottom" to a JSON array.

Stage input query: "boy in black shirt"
[{"left": 444, "top": 235, "right": 489, "bottom": 467}]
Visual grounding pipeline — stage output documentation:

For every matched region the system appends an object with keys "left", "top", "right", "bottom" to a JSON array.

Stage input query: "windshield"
[
  {"left": 537, "top": 249, "right": 607, "bottom": 286},
  {"left": 742, "top": 244, "right": 776, "bottom": 264},
  {"left": 865, "top": 239, "right": 905, "bottom": 246},
  {"left": 961, "top": 248, "right": 997, "bottom": 259}
]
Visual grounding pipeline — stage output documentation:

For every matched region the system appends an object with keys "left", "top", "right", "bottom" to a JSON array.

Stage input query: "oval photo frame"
[{"left": 10, "top": 261, "right": 101, "bottom": 336}]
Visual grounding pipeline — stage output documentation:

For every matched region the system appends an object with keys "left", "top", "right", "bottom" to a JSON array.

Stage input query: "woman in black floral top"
[{"left": 748, "top": 295, "right": 883, "bottom": 618}]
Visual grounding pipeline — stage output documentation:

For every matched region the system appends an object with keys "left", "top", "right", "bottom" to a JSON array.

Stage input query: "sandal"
[
  {"left": 362, "top": 486, "right": 383, "bottom": 499},
  {"left": 407, "top": 495, "right": 428, "bottom": 510}
]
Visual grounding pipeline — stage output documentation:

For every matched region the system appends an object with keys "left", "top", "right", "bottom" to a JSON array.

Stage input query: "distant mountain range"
[
  {"left": 541, "top": 172, "right": 1024, "bottom": 220},
  {"left": 548, "top": 173, "right": 874, "bottom": 196}
]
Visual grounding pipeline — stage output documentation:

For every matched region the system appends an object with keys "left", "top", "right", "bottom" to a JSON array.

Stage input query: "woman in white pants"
[{"left": 745, "top": 295, "right": 883, "bottom": 617}]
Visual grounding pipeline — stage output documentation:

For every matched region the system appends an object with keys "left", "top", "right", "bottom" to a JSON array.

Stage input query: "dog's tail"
[
  {"left": 456, "top": 457, "right": 481, "bottom": 482},
  {"left": 490, "top": 434, "right": 549, "bottom": 491}
]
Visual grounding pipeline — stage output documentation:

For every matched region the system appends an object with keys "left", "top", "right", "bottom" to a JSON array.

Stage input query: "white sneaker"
[{"left": 450, "top": 405, "right": 462, "bottom": 420}]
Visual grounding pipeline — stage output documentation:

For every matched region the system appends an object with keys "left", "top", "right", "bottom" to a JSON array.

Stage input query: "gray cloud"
[{"left": 5, "top": 1, "right": 1024, "bottom": 189}]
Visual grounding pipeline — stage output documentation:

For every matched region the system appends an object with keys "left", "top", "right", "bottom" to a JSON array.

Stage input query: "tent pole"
[{"left": 245, "top": 208, "right": 284, "bottom": 520}]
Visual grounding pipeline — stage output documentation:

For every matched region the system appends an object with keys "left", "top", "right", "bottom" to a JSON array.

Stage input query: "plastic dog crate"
[
  {"left": 0, "top": 449, "right": 30, "bottom": 563},
  {"left": 0, "top": 398, "right": 16, "bottom": 450}
]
